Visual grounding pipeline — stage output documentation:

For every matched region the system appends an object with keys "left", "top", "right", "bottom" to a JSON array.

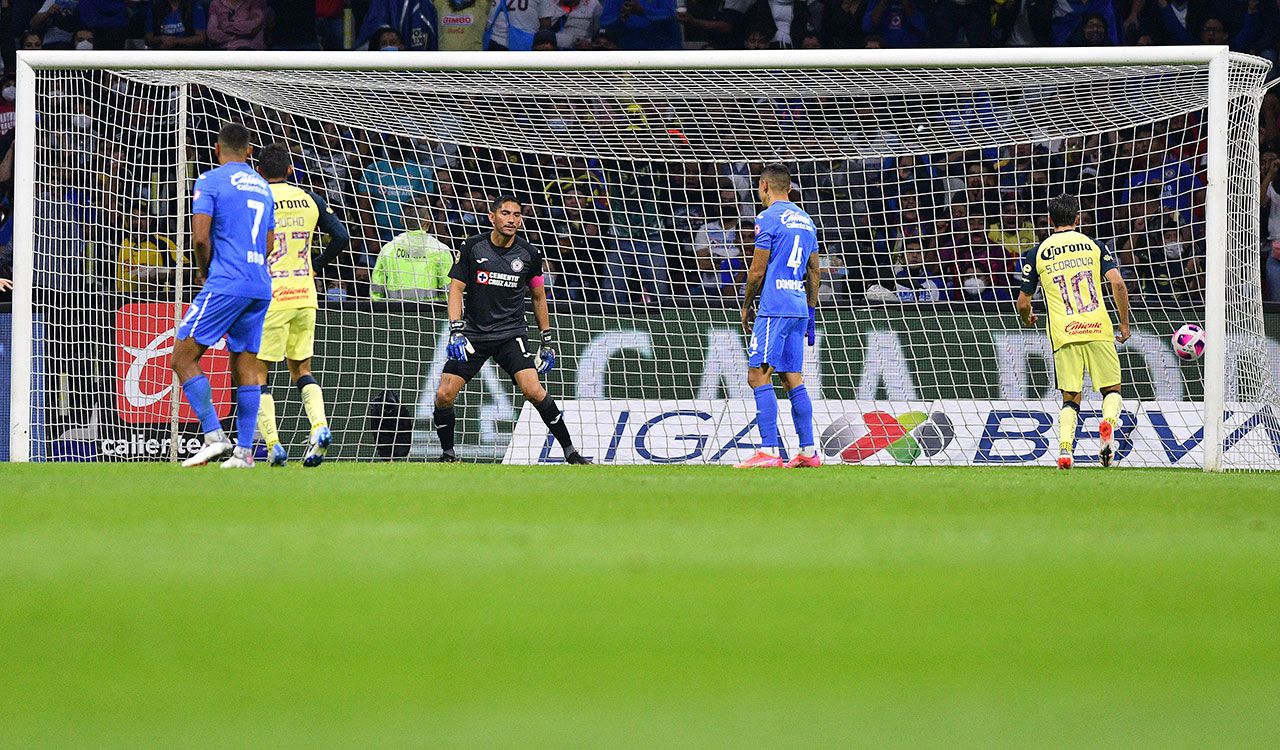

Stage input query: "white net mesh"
[{"left": 18, "top": 53, "right": 1280, "bottom": 468}]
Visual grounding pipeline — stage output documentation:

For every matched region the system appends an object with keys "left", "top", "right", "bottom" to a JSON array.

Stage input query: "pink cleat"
[
  {"left": 735, "top": 450, "right": 785, "bottom": 468},
  {"left": 785, "top": 452, "right": 822, "bottom": 468}
]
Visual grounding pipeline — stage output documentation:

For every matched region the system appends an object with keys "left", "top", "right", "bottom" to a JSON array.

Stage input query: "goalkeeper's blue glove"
[
  {"left": 446, "top": 321, "right": 471, "bottom": 362},
  {"left": 806, "top": 306, "right": 817, "bottom": 346},
  {"left": 536, "top": 329, "right": 556, "bottom": 375}
]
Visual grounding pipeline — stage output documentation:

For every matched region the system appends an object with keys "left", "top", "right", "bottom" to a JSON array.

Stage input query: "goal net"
[{"left": 10, "top": 49, "right": 1279, "bottom": 470}]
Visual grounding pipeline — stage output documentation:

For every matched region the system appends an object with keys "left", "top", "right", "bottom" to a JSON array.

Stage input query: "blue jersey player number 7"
[
  {"left": 169, "top": 123, "right": 276, "bottom": 469},
  {"left": 738, "top": 164, "right": 822, "bottom": 469}
]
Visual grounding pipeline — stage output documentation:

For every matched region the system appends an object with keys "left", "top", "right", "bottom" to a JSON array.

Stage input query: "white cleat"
[
  {"left": 220, "top": 446, "right": 255, "bottom": 469},
  {"left": 182, "top": 439, "right": 233, "bottom": 467}
]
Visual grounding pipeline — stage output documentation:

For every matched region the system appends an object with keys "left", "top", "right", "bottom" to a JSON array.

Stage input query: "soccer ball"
[{"left": 1172, "top": 323, "right": 1206, "bottom": 361}]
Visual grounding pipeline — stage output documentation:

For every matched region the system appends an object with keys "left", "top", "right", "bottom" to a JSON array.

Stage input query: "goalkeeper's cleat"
[
  {"left": 220, "top": 446, "right": 255, "bottom": 469},
  {"left": 565, "top": 450, "right": 593, "bottom": 465},
  {"left": 182, "top": 437, "right": 233, "bottom": 467},
  {"left": 268, "top": 443, "right": 288, "bottom": 467},
  {"left": 1057, "top": 449, "right": 1073, "bottom": 470},
  {"left": 1099, "top": 419, "right": 1116, "bottom": 468},
  {"left": 438, "top": 451, "right": 460, "bottom": 463},
  {"left": 785, "top": 451, "right": 822, "bottom": 469},
  {"left": 735, "top": 450, "right": 785, "bottom": 469},
  {"left": 303, "top": 426, "right": 332, "bottom": 468}
]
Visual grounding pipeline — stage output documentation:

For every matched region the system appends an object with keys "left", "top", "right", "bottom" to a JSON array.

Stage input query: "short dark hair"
[
  {"left": 218, "top": 122, "right": 251, "bottom": 154},
  {"left": 490, "top": 194, "right": 522, "bottom": 212},
  {"left": 760, "top": 163, "right": 790, "bottom": 192},
  {"left": 256, "top": 142, "right": 292, "bottom": 180},
  {"left": 1048, "top": 193, "right": 1080, "bottom": 227}
]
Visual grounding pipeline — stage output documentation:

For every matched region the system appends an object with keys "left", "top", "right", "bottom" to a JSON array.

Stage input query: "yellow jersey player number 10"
[{"left": 1016, "top": 193, "right": 1130, "bottom": 471}]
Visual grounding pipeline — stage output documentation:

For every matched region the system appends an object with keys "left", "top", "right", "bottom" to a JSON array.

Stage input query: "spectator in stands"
[
  {"left": 532, "top": 28, "right": 558, "bottom": 48},
  {"left": 485, "top": 0, "right": 551, "bottom": 49},
  {"left": 442, "top": 184, "right": 491, "bottom": 246},
  {"left": 358, "top": 0, "right": 438, "bottom": 49},
  {"left": 1152, "top": 0, "right": 1199, "bottom": 44},
  {"left": 317, "top": 0, "right": 347, "bottom": 48},
  {"left": 929, "top": 0, "right": 991, "bottom": 47},
  {"left": 548, "top": 183, "right": 608, "bottom": 302},
  {"left": 372, "top": 27, "right": 406, "bottom": 49},
  {"left": 689, "top": 201, "right": 743, "bottom": 297},
  {"left": 543, "top": 0, "right": 601, "bottom": 48},
  {"left": 435, "top": 0, "right": 494, "bottom": 50},
  {"left": 987, "top": 199, "right": 1038, "bottom": 257},
  {"left": 302, "top": 121, "right": 365, "bottom": 216},
  {"left": 77, "top": 0, "right": 129, "bottom": 48},
  {"left": 28, "top": 0, "right": 78, "bottom": 49},
  {"left": 1051, "top": 0, "right": 1118, "bottom": 46},
  {"left": 0, "top": 74, "right": 14, "bottom": 136},
  {"left": 605, "top": 161, "right": 670, "bottom": 305},
  {"left": 1121, "top": 128, "right": 1202, "bottom": 226},
  {"left": 1075, "top": 12, "right": 1111, "bottom": 45},
  {"left": 357, "top": 135, "right": 435, "bottom": 252},
  {"left": 71, "top": 28, "right": 94, "bottom": 49},
  {"left": 207, "top": 0, "right": 268, "bottom": 50},
  {"left": 1262, "top": 150, "right": 1280, "bottom": 301},
  {"left": 676, "top": 0, "right": 734, "bottom": 49},
  {"left": 1198, "top": 8, "right": 1261, "bottom": 53},
  {"left": 894, "top": 238, "right": 948, "bottom": 301},
  {"left": 861, "top": 0, "right": 926, "bottom": 48},
  {"left": 600, "top": 0, "right": 681, "bottom": 50},
  {"left": 370, "top": 195, "right": 454, "bottom": 300},
  {"left": 116, "top": 203, "right": 179, "bottom": 296},
  {"left": 993, "top": 0, "right": 1052, "bottom": 46},
  {"left": 743, "top": 25, "right": 770, "bottom": 49},
  {"left": 146, "top": 0, "right": 208, "bottom": 49}
]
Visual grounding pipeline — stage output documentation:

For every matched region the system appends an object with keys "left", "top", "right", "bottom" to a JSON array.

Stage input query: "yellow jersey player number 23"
[{"left": 1016, "top": 193, "right": 1130, "bottom": 470}]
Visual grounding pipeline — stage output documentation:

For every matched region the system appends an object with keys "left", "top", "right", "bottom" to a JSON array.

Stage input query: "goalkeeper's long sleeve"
[{"left": 308, "top": 189, "right": 351, "bottom": 274}]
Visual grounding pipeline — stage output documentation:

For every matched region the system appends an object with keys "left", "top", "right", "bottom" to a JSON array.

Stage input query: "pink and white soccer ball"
[{"left": 1172, "top": 323, "right": 1206, "bottom": 360}]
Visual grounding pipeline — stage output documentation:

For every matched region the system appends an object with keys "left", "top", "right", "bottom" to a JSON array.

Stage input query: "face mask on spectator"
[
  {"left": 76, "top": 40, "right": 94, "bottom": 51},
  {"left": 380, "top": 46, "right": 401, "bottom": 52},
  {"left": 1164, "top": 242, "right": 1184, "bottom": 259},
  {"left": 72, "top": 114, "right": 92, "bottom": 130},
  {"left": 963, "top": 275, "right": 986, "bottom": 296},
  {"left": 2, "top": 86, "right": 14, "bottom": 102}
]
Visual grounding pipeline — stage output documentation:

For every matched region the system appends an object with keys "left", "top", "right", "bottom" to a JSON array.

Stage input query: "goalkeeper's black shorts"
[{"left": 443, "top": 334, "right": 536, "bottom": 383}]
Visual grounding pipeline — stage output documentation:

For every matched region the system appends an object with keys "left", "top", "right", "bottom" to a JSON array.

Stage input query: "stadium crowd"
[{"left": 0, "top": 0, "right": 1279, "bottom": 308}]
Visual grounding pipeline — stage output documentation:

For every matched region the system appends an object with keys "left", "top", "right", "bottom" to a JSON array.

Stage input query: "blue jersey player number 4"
[
  {"left": 738, "top": 164, "right": 822, "bottom": 470},
  {"left": 169, "top": 123, "right": 277, "bottom": 469}
]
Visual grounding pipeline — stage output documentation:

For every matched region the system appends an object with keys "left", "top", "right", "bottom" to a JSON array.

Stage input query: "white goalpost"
[{"left": 8, "top": 47, "right": 1278, "bottom": 470}]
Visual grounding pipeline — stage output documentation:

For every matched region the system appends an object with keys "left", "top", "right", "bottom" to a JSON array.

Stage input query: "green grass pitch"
[{"left": 1, "top": 464, "right": 1278, "bottom": 749}]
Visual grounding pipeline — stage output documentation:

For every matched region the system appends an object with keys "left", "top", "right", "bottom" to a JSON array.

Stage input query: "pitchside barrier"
[{"left": 19, "top": 304, "right": 1280, "bottom": 466}]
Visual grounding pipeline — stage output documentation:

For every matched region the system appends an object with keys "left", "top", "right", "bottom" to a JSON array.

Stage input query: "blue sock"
[
  {"left": 789, "top": 384, "right": 815, "bottom": 451},
  {"left": 235, "top": 385, "right": 262, "bottom": 450},
  {"left": 180, "top": 375, "right": 222, "bottom": 434},
  {"left": 753, "top": 383, "right": 780, "bottom": 449}
]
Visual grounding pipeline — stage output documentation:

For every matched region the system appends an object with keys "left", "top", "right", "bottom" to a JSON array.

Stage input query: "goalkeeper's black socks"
[
  {"left": 533, "top": 395, "right": 576, "bottom": 456},
  {"left": 434, "top": 405, "right": 457, "bottom": 455}
]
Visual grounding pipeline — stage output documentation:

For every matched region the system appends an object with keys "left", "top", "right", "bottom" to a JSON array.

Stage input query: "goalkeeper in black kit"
[{"left": 432, "top": 195, "right": 591, "bottom": 464}]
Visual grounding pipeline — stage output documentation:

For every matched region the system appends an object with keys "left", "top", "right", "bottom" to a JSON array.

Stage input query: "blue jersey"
[
  {"left": 754, "top": 200, "right": 818, "bottom": 318},
  {"left": 192, "top": 162, "right": 275, "bottom": 300}
]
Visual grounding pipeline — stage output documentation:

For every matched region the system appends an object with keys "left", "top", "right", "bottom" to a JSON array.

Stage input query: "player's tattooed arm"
[
  {"left": 741, "top": 247, "right": 770, "bottom": 334},
  {"left": 192, "top": 213, "right": 213, "bottom": 284},
  {"left": 1015, "top": 292, "right": 1037, "bottom": 328},
  {"left": 1105, "top": 267, "right": 1130, "bottom": 344}
]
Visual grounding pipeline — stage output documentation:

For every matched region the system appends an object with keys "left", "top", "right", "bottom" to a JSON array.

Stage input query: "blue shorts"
[
  {"left": 176, "top": 289, "right": 270, "bottom": 353},
  {"left": 748, "top": 315, "right": 805, "bottom": 373}
]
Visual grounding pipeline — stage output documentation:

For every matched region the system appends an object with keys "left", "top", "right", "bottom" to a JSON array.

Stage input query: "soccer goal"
[{"left": 9, "top": 48, "right": 1278, "bottom": 470}]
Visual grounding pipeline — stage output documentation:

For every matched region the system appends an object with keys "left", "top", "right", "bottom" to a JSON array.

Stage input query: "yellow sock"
[
  {"left": 1102, "top": 391, "right": 1122, "bottom": 428},
  {"left": 300, "top": 382, "right": 328, "bottom": 431},
  {"left": 1058, "top": 403, "right": 1079, "bottom": 453},
  {"left": 257, "top": 393, "right": 279, "bottom": 448}
]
